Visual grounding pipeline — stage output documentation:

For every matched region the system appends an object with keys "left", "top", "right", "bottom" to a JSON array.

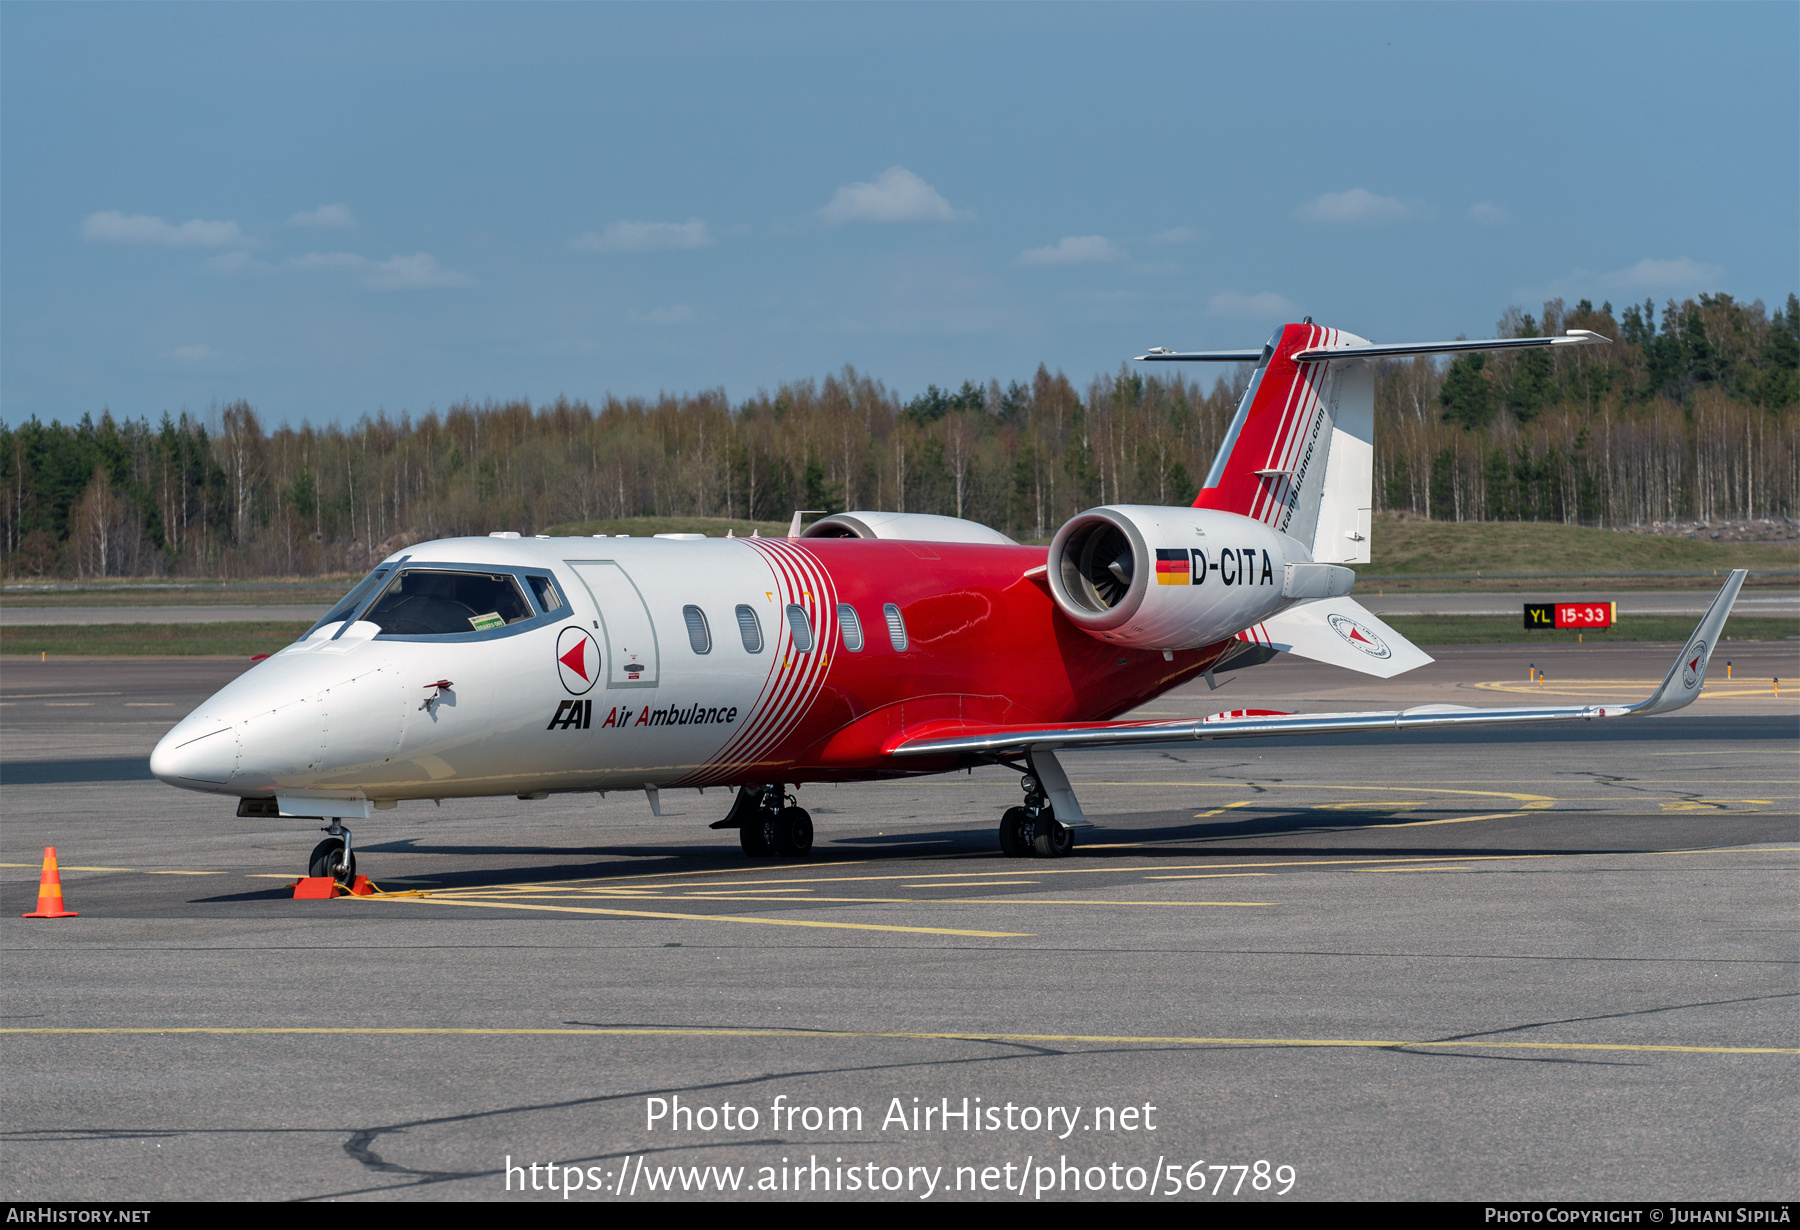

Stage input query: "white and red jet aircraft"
[{"left": 151, "top": 322, "right": 1746, "bottom": 880}]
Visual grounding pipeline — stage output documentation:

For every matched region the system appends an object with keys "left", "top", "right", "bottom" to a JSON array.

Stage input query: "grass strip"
[
  {"left": 1360, "top": 514, "right": 1798, "bottom": 578},
  {"left": 1382, "top": 614, "right": 1796, "bottom": 645},
  {"left": 2, "top": 621, "right": 313, "bottom": 656},
  {"left": 3, "top": 614, "right": 1791, "bottom": 655},
  {"left": 0, "top": 586, "right": 346, "bottom": 609},
  {"left": 540, "top": 515, "right": 792, "bottom": 538}
]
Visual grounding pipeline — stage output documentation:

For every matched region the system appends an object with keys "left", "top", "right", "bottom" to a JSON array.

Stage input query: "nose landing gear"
[
  {"left": 998, "top": 774, "right": 1074, "bottom": 859},
  {"left": 307, "top": 818, "right": 357, "bottom": 882}
]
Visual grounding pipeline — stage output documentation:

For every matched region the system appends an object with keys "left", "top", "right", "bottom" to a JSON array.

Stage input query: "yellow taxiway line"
[
  {"left": 392, "top": 891, "right": 1275, "bottom": 909},
  {"left": 477, "top": 845, "right": 1798, "bottom": 894},
  {"left": 378, "top": 892, "right": 1033, "bottom": 938},
  {"left": 1, "top": 1025, "right": 1790, "bottom": 1057},
  {"left": 1474, "top": 679, "right": 1789, "bottom": 700}
]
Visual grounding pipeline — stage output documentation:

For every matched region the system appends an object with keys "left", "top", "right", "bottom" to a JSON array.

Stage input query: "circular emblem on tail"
[
  {"left": 556, "top": 627, "right": 600, "bottom": 695},
  {"left": 1680, "top": 639, "right": 1707, "bottom": 691},
  {"left": 1327, "top": 613, "right": 1392, "bottom": 659}
]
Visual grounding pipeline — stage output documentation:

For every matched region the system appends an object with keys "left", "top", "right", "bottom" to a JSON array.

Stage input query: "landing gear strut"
[
  {"left": 998, "top": 773, "right": 1074, "bottom": 859},
  {"left": 308, "top": 818, "right": 357, "bottom": 882},
  {"left": 728, "top": 786, "right": 813, "bottom": 859}
]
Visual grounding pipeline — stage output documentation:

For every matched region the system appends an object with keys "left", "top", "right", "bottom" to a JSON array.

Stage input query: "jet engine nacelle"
[
  {"left": 1046, "top": 505, "right": 1352, "bottom": 650},
  {"left": 801, "top": 510, "right": 1017, "bottom": 545}
]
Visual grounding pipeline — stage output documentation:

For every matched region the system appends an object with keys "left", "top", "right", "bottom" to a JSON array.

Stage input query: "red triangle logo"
[
  {"left": 1349, "top": 626, "right": 1372, "bottom": 645},
  {"left": 560, "top": 639, "right": 590, "bottom": 680},
  {"left": 1688, "top": 656, "right": 1701, "bottom": 674}
]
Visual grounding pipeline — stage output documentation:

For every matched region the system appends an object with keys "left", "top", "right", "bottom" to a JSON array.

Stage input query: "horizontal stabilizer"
[
  {"left": 1137, "top": 346, "right": 1264, "bottom": 362},
  {"left": 1138, "top": 331, "right": 1609, "bottom": 364},
  {"left": 1291, "top": 331, "right": 1609, "bottom": 363},
  {"left": 1236, "top": 597, "right": 1433, "bottom": 680}
]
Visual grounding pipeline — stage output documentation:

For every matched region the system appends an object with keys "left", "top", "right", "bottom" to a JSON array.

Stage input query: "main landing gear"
[
  {"left": 998, "top": 773, "right": 1075, "bottom": 859},
  {"left": 719, "top": 786, "right": 813, "bottom": 859},
  {"left": 307, "top": 818, "right": 357, "bottom": 882}
]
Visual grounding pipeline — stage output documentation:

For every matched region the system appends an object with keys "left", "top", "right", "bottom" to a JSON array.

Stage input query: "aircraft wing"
[
  {"left": 889, "top": 570, "right": 1746, "bottom": 760},
  {"left": 1137, "top": 331, "right": 1609, "bottom": 364}
]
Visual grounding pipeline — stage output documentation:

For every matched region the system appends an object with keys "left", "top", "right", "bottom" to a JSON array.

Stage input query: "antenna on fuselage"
[{"left": 788, "top": 510, "right": 828, "bottom": 539}]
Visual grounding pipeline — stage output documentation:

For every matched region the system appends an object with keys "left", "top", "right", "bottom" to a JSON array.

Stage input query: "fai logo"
[
  {"left": 1680, "top": 639, "right": 1707, "bottom": 691},
  {"left": 1327, "top": 613, "right": 1392, "bottom": 660},
  {"left": 556, "top": 627, "right": 600, "bottom": 695}
]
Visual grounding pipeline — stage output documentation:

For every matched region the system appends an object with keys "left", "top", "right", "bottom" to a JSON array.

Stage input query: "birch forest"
[{"left": 4, "top": 292, "right": 1795, "bottom": 579}]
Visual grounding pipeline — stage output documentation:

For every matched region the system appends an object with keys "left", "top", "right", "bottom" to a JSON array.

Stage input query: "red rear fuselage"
[{"left": 735, "top": 539, "right": 1230, "bottom": 784}]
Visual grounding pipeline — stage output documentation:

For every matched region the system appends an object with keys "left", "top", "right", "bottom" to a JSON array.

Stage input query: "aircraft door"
[{"left": 566, "top": 561, "right": 660, "bottom": 689}]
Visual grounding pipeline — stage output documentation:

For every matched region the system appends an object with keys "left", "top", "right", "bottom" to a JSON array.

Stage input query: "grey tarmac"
[{"left": 1, "top": 647, "right": 1795, "bottom": 1202}]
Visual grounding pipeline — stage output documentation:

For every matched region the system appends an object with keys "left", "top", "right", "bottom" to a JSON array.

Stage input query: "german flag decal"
[{"left": 1155, "top": 549, "right": 1191, "bottom": 585}]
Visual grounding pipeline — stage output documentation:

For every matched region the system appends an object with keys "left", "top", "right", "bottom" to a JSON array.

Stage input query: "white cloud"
[
  {"left": 287, "top": 203, "right": 355, "bottom": 228},
  {"left": 1607, "top": 257, "right": 1726, "bottom": 293},
  {"left": 819, "top": 167, "right": 961, "bottom": 224},
  {"left": 1295, "top": 188, "right": 1413, "bottom": 225},
  {"left": 83, "top": 210, "right": 246, "bottom": 248},
  {"left": 1151, "top": 226, "right": 1197, "bottom": 244},
  {"left": 629, "top": 305, "right": 696, "bottom": 325},
  {"left": 1469, "top": 202, "right": 1508, "bottom": 225},
  {"left": 286, "top": 252, "right": 367, "bottom": 271},
  {"left": 571, "top": 219, "right": 712, "bottom": 253},
  {"left": 1207, "top": 290, "right": 1296, "bottom": 319},
  {"left": 1543, "top": 256, "right": 1728, "bottom": 301},
  {"left": 1015, "top": 235, "right": 1125, "bottom": 266},
  {"left": 202, "top": 250, "right": 270, "bottom": 275},
  {"left": 171, "top": 344, "right": 216, "bottom": 361},
  {"left": 363, "top": 253, "right": 472, "bottom": 290}
]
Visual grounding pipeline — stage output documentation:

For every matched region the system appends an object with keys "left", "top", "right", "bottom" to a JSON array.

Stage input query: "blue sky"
[{"left": 4, "top": 2, "right": 1795, "bottom": 429}]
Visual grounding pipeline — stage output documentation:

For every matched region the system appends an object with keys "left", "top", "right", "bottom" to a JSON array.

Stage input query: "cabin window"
[
  {"left": 883, "top": 603, "right": 908, "bottom": 652},
  {"left": 735, "top": 604, "right": 763, "bottom": 653},
  {"left": 683, "top": 605, "right": 712, "bottom": 654},
  {"left": 527, "top": 574, "right": 567, "bottom": 614},
  {"left": 362, "top": 569, "right": 534, "bottom": 636},
  {"left": 837, "top": 603, "right": 863, "bottom": 652},
  {"left": 786, "top": 604, "right": 814, "bottom": 653}
]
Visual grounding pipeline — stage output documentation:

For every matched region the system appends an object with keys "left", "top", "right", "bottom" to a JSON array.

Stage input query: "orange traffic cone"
[{"left": 22, "top": 847, "right": 77, "bottom": 919}]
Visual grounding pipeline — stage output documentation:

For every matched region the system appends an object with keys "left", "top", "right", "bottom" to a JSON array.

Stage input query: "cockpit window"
[
  {"left": 362, "top": 569, "right": 535, "bottom": 636},
  {"left": 306, "top": 565, "right": 393, "bottom": 637},
  {"left": 527, "top": 574, "right": 566, "bottom": 614}
]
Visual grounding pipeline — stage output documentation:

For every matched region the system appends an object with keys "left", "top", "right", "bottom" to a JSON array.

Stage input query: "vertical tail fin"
[{"left": 1194, "top": 322, "right": 1373, "bottom": 563}]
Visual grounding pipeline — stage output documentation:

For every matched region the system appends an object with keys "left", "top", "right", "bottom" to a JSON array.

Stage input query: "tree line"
[{"left": 2, "top": 293, "right": 1794, "bottom": 579}]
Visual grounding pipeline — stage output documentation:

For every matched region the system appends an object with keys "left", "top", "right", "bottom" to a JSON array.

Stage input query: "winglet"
[{"left": 1620, "top": 569, "right": 1747, "bottom": 717}]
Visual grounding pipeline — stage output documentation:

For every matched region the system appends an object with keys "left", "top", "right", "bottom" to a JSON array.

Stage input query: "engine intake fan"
[
  {"left": 1047, "top": 509, "right": 1150, "bottom": 632},
  {"left": 1046, "top": 505, "right": 1314, "bottom": 649}
]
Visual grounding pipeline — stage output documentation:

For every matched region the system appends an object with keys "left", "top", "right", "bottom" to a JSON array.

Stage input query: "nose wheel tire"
[
  {"left": 739, "top": 814, "right": 779, "bottom": 858},
  {"left": 307, "top": 837, "right": 356, "bottom": 882},
  {"left": 775, "top": 807, "right": 813, "bottom": 856}
]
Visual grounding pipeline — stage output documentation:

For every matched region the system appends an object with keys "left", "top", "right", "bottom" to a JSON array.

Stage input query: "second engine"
[{"left": 1045, "top": 505, "right": 1354, "bottom": 650}]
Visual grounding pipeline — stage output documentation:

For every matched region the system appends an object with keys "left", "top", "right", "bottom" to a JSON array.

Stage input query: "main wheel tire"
[
  {"left": 739, "top": 813, "right": 779, "bottom": 857},
  {"left": 1032, "top": 819, "right": 1074, "bottom": 859},
  {"left": 775, "top": 806, "right": 813, "bottom": 856},
  {"left": 307, "top": 837, "right": 355, "bottom": 881},
  {"left": 998, "top": 807, "right": 1033, "bottom": 858}
]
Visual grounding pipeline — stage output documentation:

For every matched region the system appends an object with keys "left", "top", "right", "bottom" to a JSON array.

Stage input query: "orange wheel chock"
[{"left": 292, "top": 874, "right": 376, "bottom": 899}]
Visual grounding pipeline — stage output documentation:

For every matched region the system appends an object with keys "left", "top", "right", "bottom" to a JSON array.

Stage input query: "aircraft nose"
[{"left": 149, "top": 716, "right": 240, "bottom": 787}]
